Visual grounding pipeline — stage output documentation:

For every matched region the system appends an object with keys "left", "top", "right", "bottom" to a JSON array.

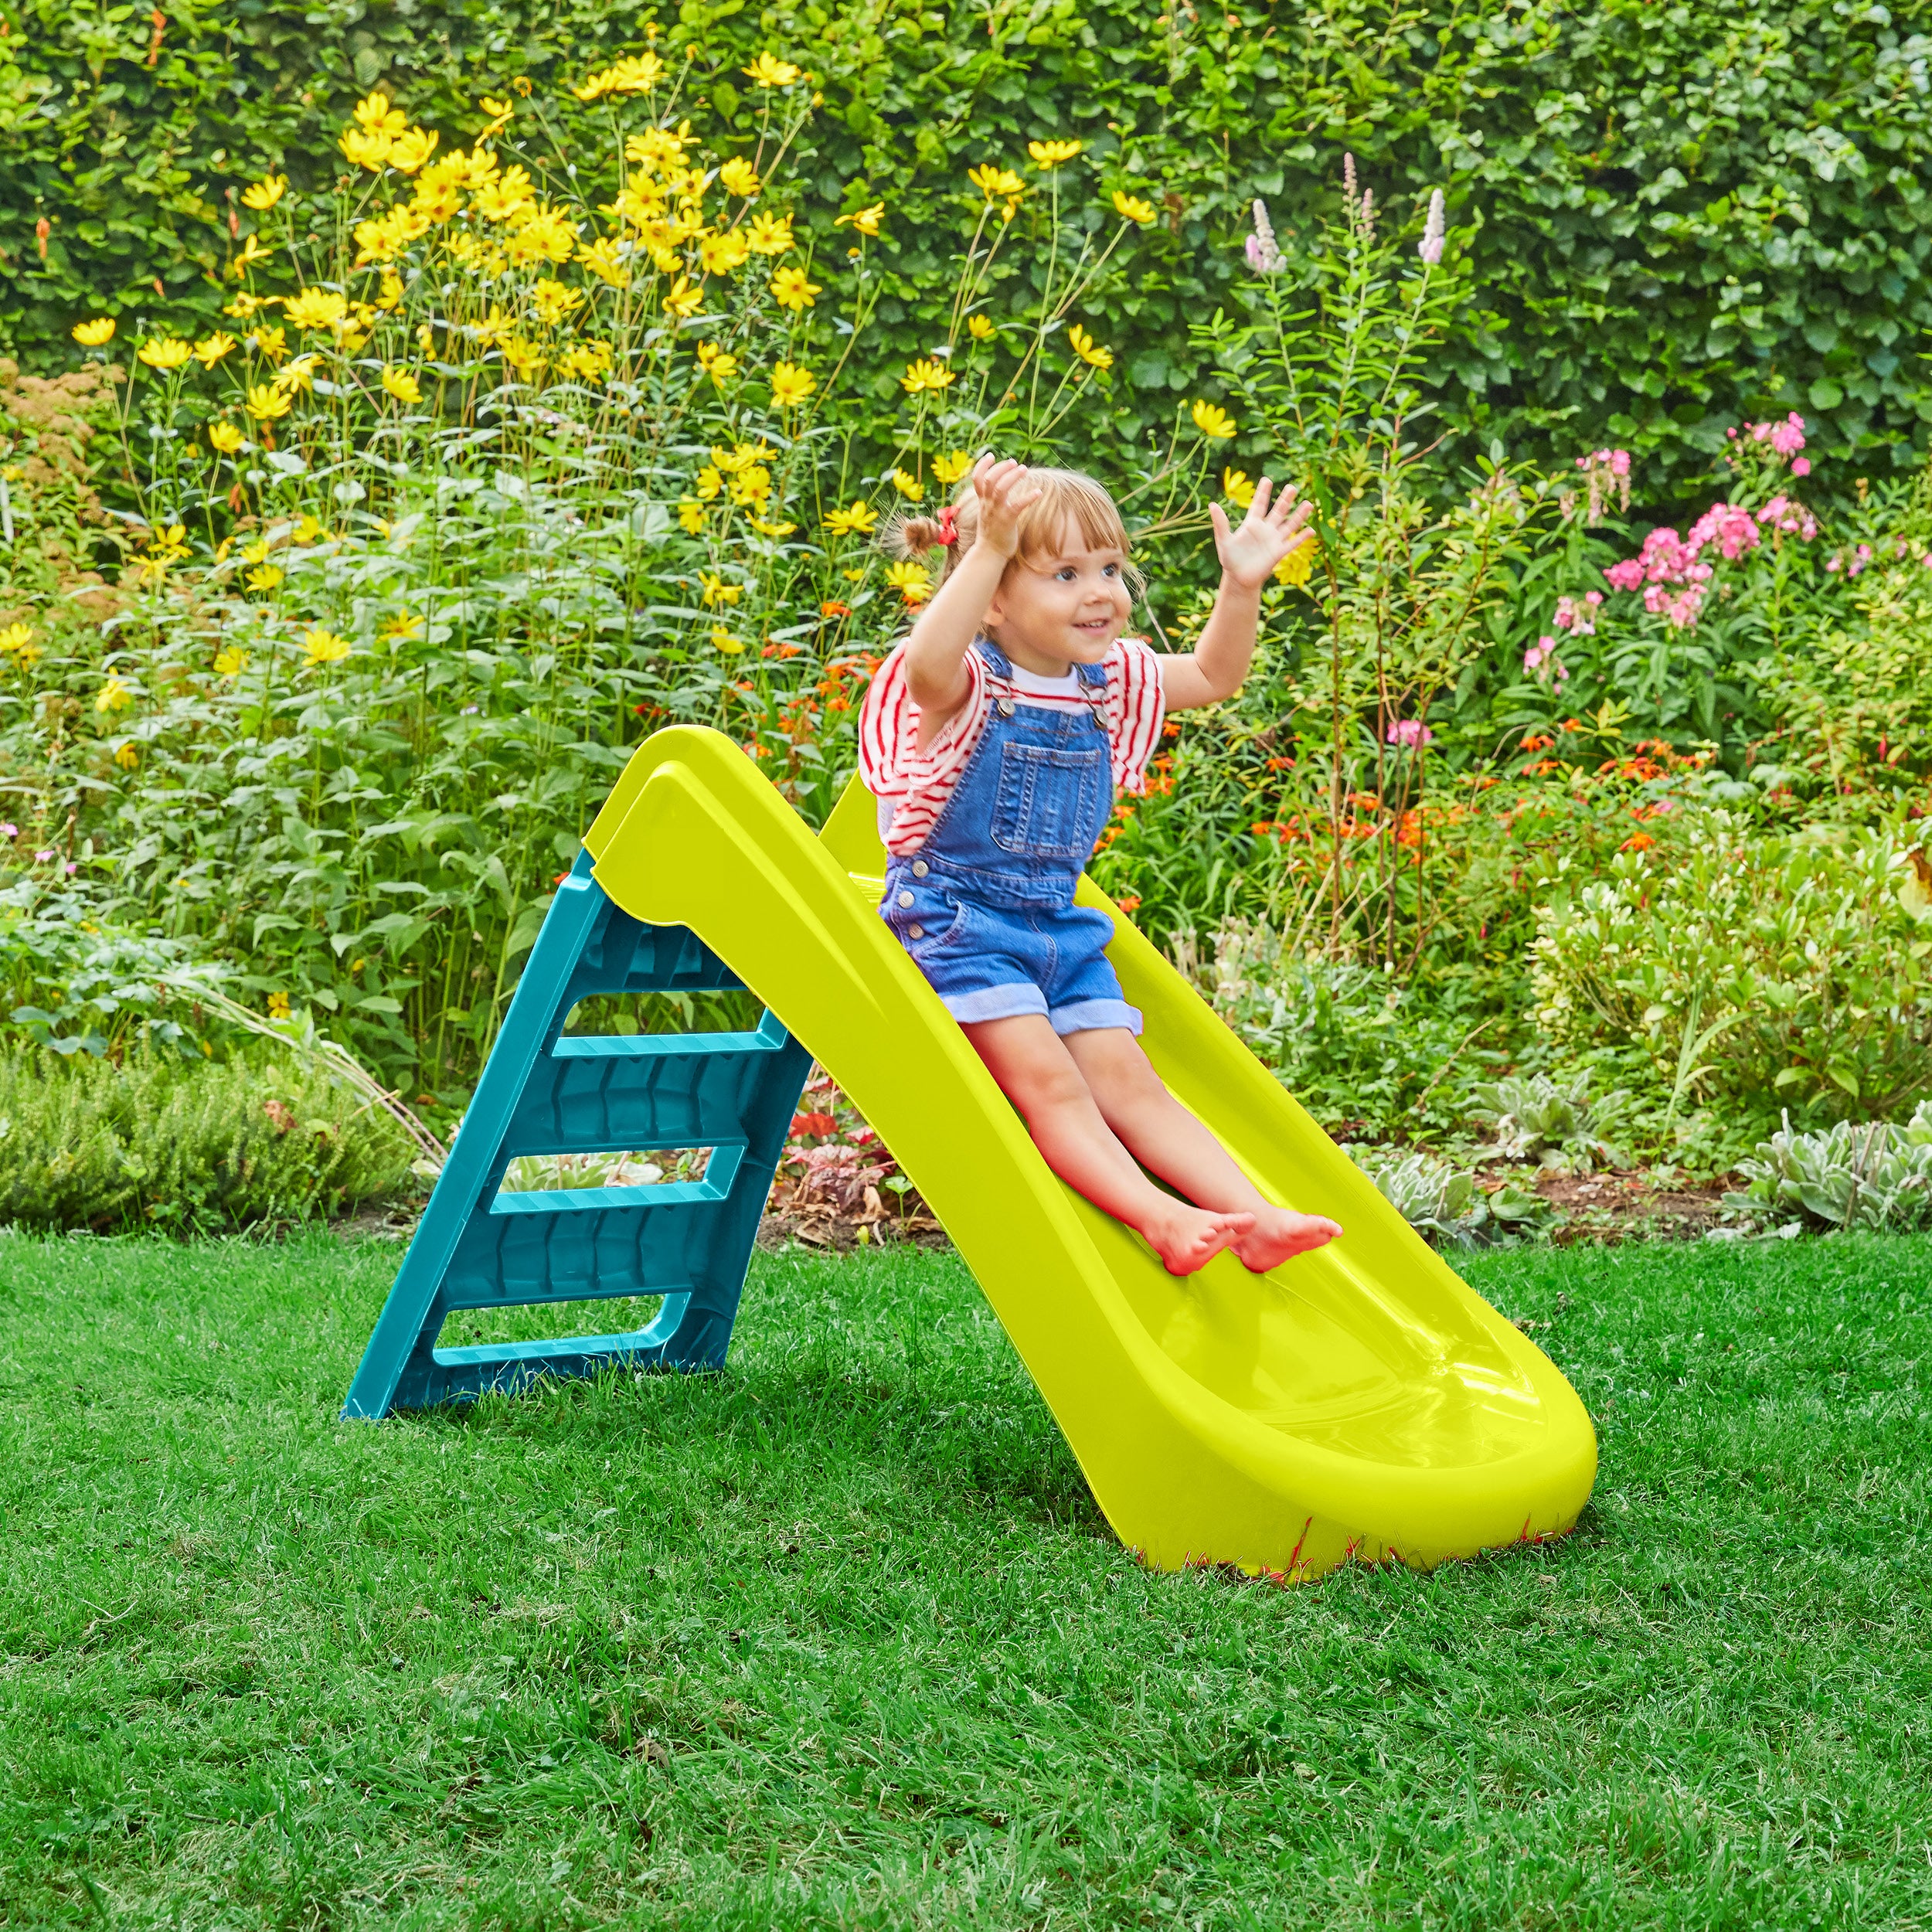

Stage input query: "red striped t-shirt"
[{"left": 858, "top": 637, "right": 1166, "bottom": 857}]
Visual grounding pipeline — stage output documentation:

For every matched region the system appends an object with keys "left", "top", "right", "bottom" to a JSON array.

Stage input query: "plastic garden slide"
[
  {"left": 344, "top": 725, "right": 1596, "bottom": 1580},
  {"left": 603, "top": 726, "right": 1597, "bottom": 1573}
]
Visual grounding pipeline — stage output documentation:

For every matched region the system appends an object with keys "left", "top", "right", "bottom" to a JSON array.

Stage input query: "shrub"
[
  {"left": 1532, "top": 808, "right": 1932, "bottom": 1122},
  {"left": 0, "top": 1046, "right": 413, "bottom": 1230},
  {"left": 1179, "top": 920, "right": 1505, "bottom": 1141},
  {"left": 0, "top": 878, "right": 198, "bottom": 1056},
  {"left": 1346, "top": 1146, "right": 1550, "bottom": 1248},
  {"left": 1726, "top": 1104, "right": 1932, "bottom": 1232},
  {"left": 1467, "top": 1072, "right": 1624, "bottom": 1173}
]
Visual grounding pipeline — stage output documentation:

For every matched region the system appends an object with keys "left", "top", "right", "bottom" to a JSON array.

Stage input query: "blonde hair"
[{"left": 883, "top": 464, "right": 1146, "bottom": 601}]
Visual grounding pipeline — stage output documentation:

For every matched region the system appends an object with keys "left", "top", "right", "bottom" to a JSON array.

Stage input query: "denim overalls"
[{"left": 880, "top": 639, "right": 1141, "bottom": 1036}]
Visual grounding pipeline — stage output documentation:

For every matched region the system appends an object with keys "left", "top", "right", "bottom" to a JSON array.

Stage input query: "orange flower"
[{"left": 1621, "top": 831, "right": 1657, "bottom": 852}]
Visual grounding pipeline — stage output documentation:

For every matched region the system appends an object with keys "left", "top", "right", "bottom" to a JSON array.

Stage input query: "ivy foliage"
[{"left": 4, "top": 0, "right": 1931, "bottom": 493}]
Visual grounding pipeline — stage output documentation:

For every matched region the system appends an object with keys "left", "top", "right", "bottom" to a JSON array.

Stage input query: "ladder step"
[
  {"left": 552, "top": 1019, "right": 788, "bottom": 1062},
  {"left": 489, "top": 1141, "right": 747, "bottom": 1216}
]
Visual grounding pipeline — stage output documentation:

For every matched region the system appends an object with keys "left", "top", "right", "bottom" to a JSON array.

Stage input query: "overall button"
[
  {"left": 996, "top": 698, "right": 1016, "bottom": 717},
  {"left": 896, "top": 889, "right": 915, "bottom": 908},
  {"left": 910, "top": 859, "right": 929, "bottom": 877},
  {"left": 907, "top": 923, "right": 926, "bottom": 940}
]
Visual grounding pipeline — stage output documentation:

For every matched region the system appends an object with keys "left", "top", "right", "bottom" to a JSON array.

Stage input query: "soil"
[
  {"left": 329, "top": 1158, "right": 1742, "bottom": 1254},
  {"left": 1526, "top": 1167, "right": 1739, "bottom": 1243},
  {"left": 757, "top": 1175, "right": 949, "bottom": 1253}
]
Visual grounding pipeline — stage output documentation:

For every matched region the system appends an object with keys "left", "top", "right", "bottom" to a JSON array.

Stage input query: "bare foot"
[
  {"left": 1232, "top": 1206, "right": 1343, "bottom": 1273},
  {"left": 1141, "top": 1202, "right": 1254, "bottom": 1276}
]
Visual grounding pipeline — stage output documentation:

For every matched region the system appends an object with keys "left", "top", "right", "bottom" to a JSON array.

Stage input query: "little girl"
[{"left": 858, "top": 454, "right": 1343, "bottom": 1277}]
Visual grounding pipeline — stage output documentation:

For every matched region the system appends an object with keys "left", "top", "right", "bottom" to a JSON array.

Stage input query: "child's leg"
[
  {"left": 1063, "top": 1027, "right": 1342, "bottom": 1273},
  {"left": 961, "top": 1014, "right": 1255, "bottom": 1276}
]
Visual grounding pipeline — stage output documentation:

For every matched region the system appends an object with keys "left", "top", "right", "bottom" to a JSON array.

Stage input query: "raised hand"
[
  {"left": 970, "top": 452, "right": 1045, "bottom": 558},
  {"left": 1208, "top": 476, "right": 1313, "bottom": 591}
]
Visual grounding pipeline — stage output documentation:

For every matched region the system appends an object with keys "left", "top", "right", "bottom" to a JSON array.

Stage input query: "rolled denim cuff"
[
  {"left": 1049, "top": 998, "right": 1143, "bottom": 1038},
  {"left": 940, "top": 982, "right": 1050, "bottom": 1026}
]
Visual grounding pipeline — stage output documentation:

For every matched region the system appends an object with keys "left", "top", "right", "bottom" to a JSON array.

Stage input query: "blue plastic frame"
[{"left": 341, "top": 849, "right": 811, "bottom": 1419}]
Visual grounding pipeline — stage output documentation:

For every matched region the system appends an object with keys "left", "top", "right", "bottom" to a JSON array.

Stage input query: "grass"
[{"left": 1, "top": 1230, "right": 1928, "bottom": 1929}]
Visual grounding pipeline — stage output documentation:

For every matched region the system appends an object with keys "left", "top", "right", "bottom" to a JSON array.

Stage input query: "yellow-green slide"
[{"left": 584, "top": 726, "right": 1597, "bottom": 1580}]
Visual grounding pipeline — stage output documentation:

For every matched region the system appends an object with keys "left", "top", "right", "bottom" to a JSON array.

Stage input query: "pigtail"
[
  {"left": 881, "top": 482, "right": 979, "bottom": 587},
  {"left": 886, "top": 513, "right": 947, "bottom": 560}
]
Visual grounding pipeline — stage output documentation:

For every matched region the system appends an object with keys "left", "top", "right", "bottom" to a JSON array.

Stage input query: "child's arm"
[
  {"left": 1159, "top": 477, "right": 1312, "bottom": 709},
  {"left": 901, "top": 456, "right": 1042, "bottom": 735}
]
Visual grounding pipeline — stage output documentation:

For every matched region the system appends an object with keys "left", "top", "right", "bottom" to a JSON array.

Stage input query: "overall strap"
[
  {"left": 1075, "top": 654, "right": 1111, "bottom": 716},
  {"left": 971, "top": 635, "right": 1013, "bottom": 682}
]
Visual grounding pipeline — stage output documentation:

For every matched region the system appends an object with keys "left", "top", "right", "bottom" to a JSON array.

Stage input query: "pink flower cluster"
[
  {"left": 1577, "top": 447, "right": 1631, "bottom": 478},
  {"left": 1601, "top": 490, "right": 1821, "bottom": 630},
  {"left": 1386, "top": 719, "right": 1434, "bottom": 748},
  {"left": 1552, "top": 590, "right": 1603, "bottom": 635},
  {"left": 1758, "top": 494, "right": 1818, "bottom": 540},
  {"left": 1573, "top": 447, "right": 1633, "bottom": 525},
  {"left": 1733, "top": 411, "right": 1811, "bottom": 477},
  {"left": 1604, "top": 526, "right": 1710, "bottom": 590},
  {"left": 1598, "top": 528, "right": 1713, "bottom": 628},
  {"left": 1825, "top": 543, "right": 1874, "bottom": 579},
  {"left": 1524, "top": 637, "right": 1568, "bottom": 687},
  {"left": 1687, "top": 500, "right": 1760, "bottom": 562}
]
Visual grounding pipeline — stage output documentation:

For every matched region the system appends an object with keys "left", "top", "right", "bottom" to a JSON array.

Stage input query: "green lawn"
[{"left": 2, "top": 1230, "right": 1927, "bottom": 1930}]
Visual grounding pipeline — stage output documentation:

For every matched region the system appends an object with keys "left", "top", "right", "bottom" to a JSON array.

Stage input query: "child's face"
[{"left": 984, "top": 516, "right": 1133, "bottom": 671}]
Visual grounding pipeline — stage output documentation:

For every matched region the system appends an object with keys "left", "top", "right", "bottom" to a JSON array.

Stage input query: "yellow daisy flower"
[
  {"left": 1111, "top": 190, "right": 1158, "bottom": 225},
  {"left": 302, "top": 628, "right": 352, "bottom": 668},
  {"left": 968, "top": 165, "right": 1026, "bottom": 201},
  {"left": 741, "top": 51, "right": 801, "bottom": 87},
  {"left": 137, "top": 337, "right": 194, "bottom": 372},
  {"left": 1027, "top": 139, "right": 1082, "bottom": 168},
  {"left": 1067, "top": 325, "right": 1112, "bottom": 370},
  {"left": 769, "top": 361, "right": 816, "bottom": 407},
  {"left": 823, "top": 500, "right": 879, "bottom": 537},
  {"left": 932, "top": 452, "right": 973, "bottom": 485},
  {"left": 72, "top": 317, "right": 115, "bottom": 346},
  {"left": 900, "top": 357, "right": 954, "bottom": 396},
  {"left": 886, "top": 560, "right": 932, "bottom": 605},
  {"left": 241, "top": 173, "right": 287, "bottom": 212},
  {"left": 770, "top": 265, "right": 820, "bottom": 311},
  {"left": 1191, "top": 399, "right": 1237, "bottom": 440}
]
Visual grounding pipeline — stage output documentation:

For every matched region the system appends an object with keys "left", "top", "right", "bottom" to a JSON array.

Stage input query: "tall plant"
[{"left": 1188, "top": 168, "right": 1547, "bottom": 966}]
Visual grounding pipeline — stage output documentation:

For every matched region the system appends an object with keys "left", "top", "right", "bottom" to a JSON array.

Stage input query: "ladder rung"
[
  {"left": 432, "top": 1311, "right": 691, "bottom": 1370},
  {"left": 553, "top": 1027, "right": 781, "bottom": 1061},
  {"left": 488, "top": 1141, "right": 747, "bottom": 1215}
]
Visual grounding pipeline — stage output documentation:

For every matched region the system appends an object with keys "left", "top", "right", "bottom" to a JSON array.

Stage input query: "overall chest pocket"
[{"left": 990, "top": 740, "right": 1111, "bottom": 861}]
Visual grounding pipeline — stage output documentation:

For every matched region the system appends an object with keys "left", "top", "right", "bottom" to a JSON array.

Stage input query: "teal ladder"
[{"left": 341, "top": 849, "right": 811, "bottom": 1419}]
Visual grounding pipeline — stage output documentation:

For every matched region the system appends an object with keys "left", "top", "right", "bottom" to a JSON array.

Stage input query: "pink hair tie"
[{"left": 936, "top": 505, "right": 959, "bottom": 547}]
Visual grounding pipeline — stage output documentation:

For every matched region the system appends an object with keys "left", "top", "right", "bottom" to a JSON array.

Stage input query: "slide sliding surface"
[{"left": 584, "top": 728, "right": 1597, "bottom": 1579}]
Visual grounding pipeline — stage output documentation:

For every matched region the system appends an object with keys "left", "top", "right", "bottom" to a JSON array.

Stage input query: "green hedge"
[{"left": 5, "top": 0, "right": 1931, "bottom": 495}]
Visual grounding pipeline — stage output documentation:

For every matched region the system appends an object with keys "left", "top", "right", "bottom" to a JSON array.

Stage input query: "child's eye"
[
  {"left": 1102, "top": 563, "right": 1119, "bottom": 578},
  {"left": 1055, "top": 567, "right": 1077, "bottom": 581}
]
